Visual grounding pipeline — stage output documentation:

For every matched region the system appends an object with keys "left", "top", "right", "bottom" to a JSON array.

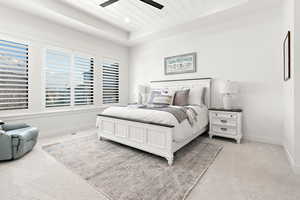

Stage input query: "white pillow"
[{"left": 188, "top": 86, "right": 206, "bottom": 105}]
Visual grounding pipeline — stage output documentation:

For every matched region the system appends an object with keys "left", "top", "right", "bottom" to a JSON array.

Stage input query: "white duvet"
[{"left": 97, "top": 105, "right": 208, "bottom": 142}]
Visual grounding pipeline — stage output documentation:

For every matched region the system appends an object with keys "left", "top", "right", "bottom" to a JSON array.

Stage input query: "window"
[
  {"left": 102, "top": 61, "right": 119, "bottom": 104},
  {"left": 74, "top": 55, "right": 94, "bottom": 106},
  {"left": 45, "top": 49, "right": 94, "bottom": 108},
  {"left": 0, "top": 39, "right": 29, "bottom": 111},
  {"left": 45, "top": 49, "right": 71, "bottom": 108}
]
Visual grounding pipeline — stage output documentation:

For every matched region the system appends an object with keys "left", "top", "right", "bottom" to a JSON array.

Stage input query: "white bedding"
[{"left": 97, "top": 105, "right": 208, "bottom": 142}]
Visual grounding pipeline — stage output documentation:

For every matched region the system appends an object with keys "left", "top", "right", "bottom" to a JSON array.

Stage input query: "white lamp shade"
[{"left": 220, "top": 80, "right": 239, "bottom": 94}]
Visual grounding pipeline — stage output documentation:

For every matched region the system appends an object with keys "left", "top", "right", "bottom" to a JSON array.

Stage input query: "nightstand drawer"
[
  {"left": 211, "top": 112, "right": 237, "bottom": 119},
  {"left": 211, "top": 118, "right": 236, "bottom": 126},
  {"left": 212, "top": 126, "right": 237, "bottom": 136}
]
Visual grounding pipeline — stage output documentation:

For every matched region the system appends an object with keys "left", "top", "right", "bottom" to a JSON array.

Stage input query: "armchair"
[{"left": 0, "top": 121, "right": 39, "bottom": 161}]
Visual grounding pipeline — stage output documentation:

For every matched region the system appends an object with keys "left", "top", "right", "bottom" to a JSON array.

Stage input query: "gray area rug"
[{"left": 43, "top": 134, "right": 222, "bottom": 200}]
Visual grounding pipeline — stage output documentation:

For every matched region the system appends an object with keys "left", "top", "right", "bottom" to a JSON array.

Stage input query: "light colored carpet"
[{"left": 42, "top": 134, "right": 222, "bottom": 200}]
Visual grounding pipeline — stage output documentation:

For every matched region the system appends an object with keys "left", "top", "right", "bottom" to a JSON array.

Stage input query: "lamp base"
[{"left": 223, "top": 94, "right": 233, "bottom": 110}]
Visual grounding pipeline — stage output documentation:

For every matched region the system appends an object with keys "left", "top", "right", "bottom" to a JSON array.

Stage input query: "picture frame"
[
  {"left": 283, "top": 31, "right": 291, "bottom": 81},
  {"left": 164, "top": 52, "right": 197, "bottom": 75}
]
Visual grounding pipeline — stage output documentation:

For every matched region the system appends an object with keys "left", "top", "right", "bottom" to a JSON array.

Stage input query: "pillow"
[
  {"left": 173, "top": 89, "right": 190, "bottom": 106},
  {"left": 148, "top": 88, "right": 175, "bottom": 105},
  {"left": 147, "top": 89, "right": 162, "bottom": 104},
  {"left": 152, "top": 94, "right": 173, "bottom": 105},
  {"left": 188, "top": 86, "right": 206, "bottom": 105}
]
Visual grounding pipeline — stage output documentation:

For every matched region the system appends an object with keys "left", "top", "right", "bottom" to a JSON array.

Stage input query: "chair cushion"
[{"left": 2, "top": 123, "right": 30, "bottom": 132}]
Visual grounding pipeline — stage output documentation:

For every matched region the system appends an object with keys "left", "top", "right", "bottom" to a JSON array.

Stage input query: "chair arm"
[
  {"left": 2, "top": 123, "right": 30, "bottom": 132},
  {"left": 7, "top": 127, "right": 39, "bottom": 141}
]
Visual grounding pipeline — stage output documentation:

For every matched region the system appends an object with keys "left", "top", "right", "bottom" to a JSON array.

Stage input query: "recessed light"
[{"left": 124, "top": 17, "right": 131, "bottom": 23}]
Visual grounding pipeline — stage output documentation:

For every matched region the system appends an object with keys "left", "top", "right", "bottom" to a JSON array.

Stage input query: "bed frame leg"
[
  {"left": 98, "top": 135, "right": 103, "bottom": 141},
  {"left": 166, "top": 156, "right": 174, "bottom": 166}
]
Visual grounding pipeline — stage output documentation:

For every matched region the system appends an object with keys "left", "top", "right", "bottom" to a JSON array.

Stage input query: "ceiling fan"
[{"left": 100, "top": 0, "right": 164, "bottom": 10}]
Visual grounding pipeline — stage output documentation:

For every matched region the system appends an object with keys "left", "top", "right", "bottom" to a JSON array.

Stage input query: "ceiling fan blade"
[
  {"left": 139, "top": 0, "right": 164, "bottom": 9},
  {"left": 100, "top": 0, "right": 120, "bottom": 7}
]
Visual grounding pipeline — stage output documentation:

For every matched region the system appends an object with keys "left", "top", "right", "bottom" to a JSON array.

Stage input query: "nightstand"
[{"left": 208, "top": 108, "right": 243, "bottom": 144}]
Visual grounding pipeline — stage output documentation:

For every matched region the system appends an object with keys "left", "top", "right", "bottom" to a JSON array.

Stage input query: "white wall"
[
  {"left": 282, "top": 0, "right": 296, "bottom": 171},
  {"left": 129, "top": 6, "right": 284, "bottom": 145},
  {"left": 294, "top": 0, "right": 300, "bottom": 171},
  {"left": 0, "top": 5, "right": 129, "bottom": 137}
]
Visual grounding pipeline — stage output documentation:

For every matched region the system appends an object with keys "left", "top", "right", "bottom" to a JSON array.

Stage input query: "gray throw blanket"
[{"left": 140, "top": 105, "right": 198, "bottom": 126}]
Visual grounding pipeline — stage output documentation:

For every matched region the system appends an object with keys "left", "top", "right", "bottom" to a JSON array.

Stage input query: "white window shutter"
[
  {"left": 73, "top": 55, "right": 94, "bottom": 106},
  {"left": 103, "top": 61, "right": 119, "bottom": 104},
  {"left": 45, "top": 49, "right": 71, "bottom": 108},
  {"left": 0, "top": 39, "right": 29, "bottom": 111}
]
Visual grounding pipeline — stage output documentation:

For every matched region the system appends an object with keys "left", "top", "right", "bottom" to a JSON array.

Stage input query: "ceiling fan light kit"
[{"left": 100, "top": 0, "right": 164, "bottom": 10}]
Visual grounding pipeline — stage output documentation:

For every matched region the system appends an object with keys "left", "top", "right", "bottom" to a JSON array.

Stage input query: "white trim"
[
  {"left": 284, "top": 146, "right": 300, "bottom": 174},
  {"left": 1, "top": 106, "right": 108, "bottom": 121},
  {"left": 243, "top": 134, "right": 282, "bottom": 146}
]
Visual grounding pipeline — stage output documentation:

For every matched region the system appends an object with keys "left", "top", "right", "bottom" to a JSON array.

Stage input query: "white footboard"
[{"left": 97, "top": 116, "right": 175, "bottom": 165}]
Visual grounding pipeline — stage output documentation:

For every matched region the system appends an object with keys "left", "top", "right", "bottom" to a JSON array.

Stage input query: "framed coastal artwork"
[
  {"left": 164, "top": 52, "right": 197, "bottom": 75},
  {"left": 283, "top": 31, "right": 291, "bottom": 81}
]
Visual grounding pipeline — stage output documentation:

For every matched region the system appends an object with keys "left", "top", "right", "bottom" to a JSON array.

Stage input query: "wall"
[
  {"left": 282, "top": 0, "right": 300, "bottom": 174},
  {"left": 294, "top": 0, "right": 300, "bottom": 172},
  {"left": 129, "top": 6, "right": 284, "bottom": 145},
  {"left": 0, "top": 5, "right": 129, "bottom": 138},
  {"left": 282, "top": 0, "right": 296, "bottom": 171}
]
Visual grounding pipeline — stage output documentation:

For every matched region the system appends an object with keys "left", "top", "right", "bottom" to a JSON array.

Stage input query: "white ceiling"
[
  {"left": 62, "top": 0, "right": 249, "bottom": 35},
  {"left": 0, "top": 0, "right": 283, "bottom": 46}
]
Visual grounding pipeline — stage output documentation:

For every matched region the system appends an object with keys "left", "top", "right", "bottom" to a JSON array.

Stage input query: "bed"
[{"left": 96, "top": 78, "right": 212, "bottom": 166}]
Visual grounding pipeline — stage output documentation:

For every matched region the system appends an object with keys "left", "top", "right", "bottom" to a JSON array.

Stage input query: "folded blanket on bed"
[{"left": 140, "top": 105, "right": 198, "bottom": 126}]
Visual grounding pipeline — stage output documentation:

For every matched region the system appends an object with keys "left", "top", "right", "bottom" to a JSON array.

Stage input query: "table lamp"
[{"left": 220, "top": 80, "right": 239, "bottom": 109}]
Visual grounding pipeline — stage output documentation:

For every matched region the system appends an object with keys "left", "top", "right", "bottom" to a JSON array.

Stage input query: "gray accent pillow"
[
  {"left": 173, "top": 89, "right": 190, "bottom": 106},
  {"left": 147, "top": 90, "right": 162, "bottom": 104}
]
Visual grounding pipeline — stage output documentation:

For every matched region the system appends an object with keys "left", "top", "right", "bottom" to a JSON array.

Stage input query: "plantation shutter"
[
  {"left": 45, "top": 49, "right": 71, "bottom": 108},
  {"left": 0, "top": 39, "right": 29, "bottom": 111},
  {"left": 74, "top": 55, "right": 94, "bottom": 105},
  {"left": 102, "top": 61, "right": 119, "bottom": 104}
]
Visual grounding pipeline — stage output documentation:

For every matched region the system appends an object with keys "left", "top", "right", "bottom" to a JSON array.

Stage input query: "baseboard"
[
  {"left": 243, "top": 135, "right": 281, "bottom": 146},
  {"left": 284, "top": 145, "right": 300, "bottom": 174}
]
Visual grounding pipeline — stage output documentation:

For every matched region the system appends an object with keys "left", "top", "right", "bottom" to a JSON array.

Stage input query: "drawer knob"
[
  {"left": 220, "top": 120, "right": 227, "bottom": 123},
  {"left": 221, "top": 127, "right": 228, "bottom": 131}
]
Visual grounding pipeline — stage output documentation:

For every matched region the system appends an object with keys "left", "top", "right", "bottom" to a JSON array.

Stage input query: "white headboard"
[{"left": 150, "top": 78, "right": 212, "bottom": 107}]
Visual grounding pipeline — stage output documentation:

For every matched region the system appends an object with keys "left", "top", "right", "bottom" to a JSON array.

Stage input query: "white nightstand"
[{"left": 208, "top": 108, "right": 243, "bottom": 144}]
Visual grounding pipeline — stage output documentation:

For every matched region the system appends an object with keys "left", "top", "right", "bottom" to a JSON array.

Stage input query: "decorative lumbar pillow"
[
  {"left": 173, "top": 89, "right": 190, "bottom": 106},
  {"left": 148, "top": 88, "right": 175, "bottom": 105},
  {"left": 152, "top": 94, "right": 173, "bottom": 105}
]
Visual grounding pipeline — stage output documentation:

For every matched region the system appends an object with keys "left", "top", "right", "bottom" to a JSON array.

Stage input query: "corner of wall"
[{"left": 284, "top": 144, "right": 300, "bottom": 174}]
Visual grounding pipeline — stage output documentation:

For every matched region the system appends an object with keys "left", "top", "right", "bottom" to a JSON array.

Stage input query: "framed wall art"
[
  {"left": 283, "top": 31, "right": 291, "bottom": 81},
  {"left": 164, "top": 52, "right": 197, "bottom": 75}
]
